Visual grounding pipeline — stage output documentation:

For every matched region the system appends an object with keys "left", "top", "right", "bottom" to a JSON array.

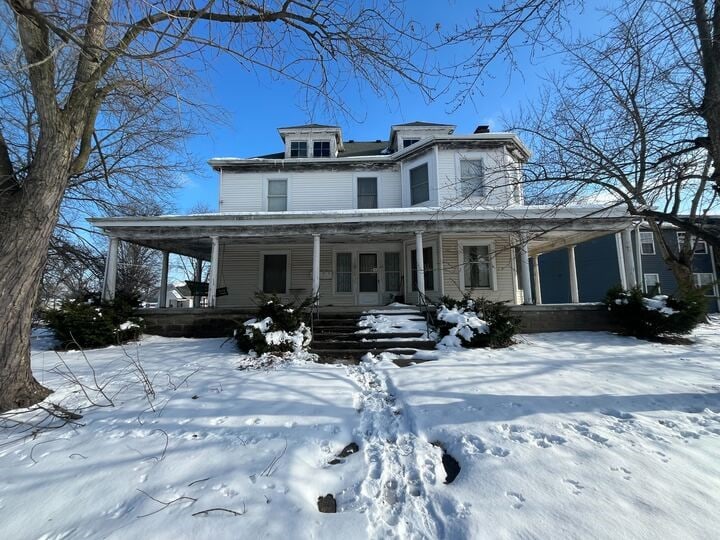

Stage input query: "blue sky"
[{"left": 175, "top": 1, "right": 606, "bottom": 213}]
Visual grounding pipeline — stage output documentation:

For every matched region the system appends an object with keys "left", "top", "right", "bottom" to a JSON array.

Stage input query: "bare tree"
[
  {"left": 0, "top": 0, "right": 431, "bottom": 411},
  {"left": 448, "top": 0, "right": 720, "bottom": 250}
]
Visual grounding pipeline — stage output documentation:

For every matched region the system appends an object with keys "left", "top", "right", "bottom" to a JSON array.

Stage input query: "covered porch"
[{"left": 89, "top": 207, "right": 635, "bottom": 313}]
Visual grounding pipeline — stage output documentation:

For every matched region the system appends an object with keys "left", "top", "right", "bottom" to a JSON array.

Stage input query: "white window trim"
[
  {"left": 259, "top": 250, "right": 291, "bottom": 294},
  {"left": 677, "top": 231, "right": 708, "bottom": 254},
  {"left": 264, "top": 177, "right": 290, "bottom": 211},
  {"left": 458, "top": 239, "right": 497, "bottom": 291},
  {"left": 312, "top": 139, "right": 332, "bottom": 158},
  {"left": 455, "top": 152, "right": 487, "bottom": 200},
  {"left": 693, "top": 273, "right": 717, "bottom": 296},
  {"left": 401, "top": 137, "right": 420, "bottom": 149},
  {"left": 352, "top": 174, "right": 380, "bottom": 209},
  {"left": 643, "top": 273, "right": 661, "bottom": 294},
  {"left": 639, "top": 231, "right": 656, "bottom": 255},
  {"left": 409, "top": 162, "right": 431, "bottom": 206},
  {"left": 333, "top": 250, "right": 354, "bottom": 296},
  {"left": 288, "top": 140, "right": 308, "bottom": 158}
]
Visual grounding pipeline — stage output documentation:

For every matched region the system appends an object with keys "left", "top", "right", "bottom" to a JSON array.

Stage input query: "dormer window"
[
  {"left": 290, "top": 141, "right": 307, "bottom": 158},
  {"left": 403, "top": 138, "right": 420, "bottom": 148},
  {"left": 313, "top": 140, "right": 331, "bottom": 157}
]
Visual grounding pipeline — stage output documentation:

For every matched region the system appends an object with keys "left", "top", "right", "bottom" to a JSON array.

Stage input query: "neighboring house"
[
  {"left": 90, "top": 122, "right": 632, "bottom": 311},
  {"left": 536, "top": 223, "right": 720, "bottom": 313}
]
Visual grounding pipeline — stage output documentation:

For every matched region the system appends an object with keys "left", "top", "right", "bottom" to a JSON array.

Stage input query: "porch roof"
[{"left": 88, "top": 206, "right": 633, "bottom": 260}]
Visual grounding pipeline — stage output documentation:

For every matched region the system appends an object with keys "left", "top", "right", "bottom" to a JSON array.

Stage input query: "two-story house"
[{"left": 90, "top": 122, "right": 632, "bottom": 313}]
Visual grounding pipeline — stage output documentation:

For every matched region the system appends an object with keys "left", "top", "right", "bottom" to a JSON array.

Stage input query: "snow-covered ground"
[{"left": 1, "top": 322, "right": 719, "bottom": 539}]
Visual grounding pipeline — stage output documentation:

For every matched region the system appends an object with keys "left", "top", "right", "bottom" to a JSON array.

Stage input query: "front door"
[{"left": 358, "top": 252, "right": 380, "bottom": 305}]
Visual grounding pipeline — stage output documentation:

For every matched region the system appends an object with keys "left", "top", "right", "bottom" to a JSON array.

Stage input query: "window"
[
  {"left": 463, "top": 245, "right": 491, "bottom": 288},
  {"left": 410, "top": 163, "right": 430, "bottom": 205},
  {"left": 357, "top": 177, "right": 378, "bottom": 209},
  {"left": 384, "top": 252, "right": 401, "bottom": 291},
  {"left": 336, "top": 253, "right": 352, "bottom": 293},
  {"left": 267, "top": 179, "right": 287, "bottom": 211},
  {"left": 313, "top": 140, "right": 331, "bottom": 157},
  {"left": 677, "top": 231, "right": 708, "bottom": 254},
  {"left": 290, "top": 141, "right": 307, "bottom": 158},
  {"left": 694, "top": 273, "right": 716, "bottom": 295},
  {"left": 263, "top": 254, "right": 287, "bottom": 293},
  {"left": 644, "top": 273, "right": 661, "bottom": 295},
  {"left": 359, "top": 253, "right": 378, "bottom": 292},
  {"left": 411, "top": 247, "right": 434, "bottom": 291},
  {"left": 460, "top": 159, "right": 485, "bottom": 198},
  {"left": 403, "top": 138, "right": 419, "bottom": 148},
  {"left": 639, "top": 231, "right": 655, "bottom": 255}
]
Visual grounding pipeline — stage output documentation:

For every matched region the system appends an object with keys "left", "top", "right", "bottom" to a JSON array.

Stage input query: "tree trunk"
[{"left": 0, "top": 136, "right": 75, "bottom": 412}]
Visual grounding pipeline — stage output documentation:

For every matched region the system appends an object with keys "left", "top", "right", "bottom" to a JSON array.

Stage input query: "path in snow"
[{"left": 345, "top": 357, "right": 464, "bottom": 539}]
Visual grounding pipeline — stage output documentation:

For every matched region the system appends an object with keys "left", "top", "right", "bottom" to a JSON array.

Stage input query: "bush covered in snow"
[
  {"left": 235, "top": 293, "right": 314, "bottom": 356},
  {"left": 44, "top": 292, "right": 144, "bottom": 349},
  {"left": 435, "top": 295, "right": 519, "bottom": 348},
  {"left": 604, "top": 286, "right": 706, "bottom": 339}
]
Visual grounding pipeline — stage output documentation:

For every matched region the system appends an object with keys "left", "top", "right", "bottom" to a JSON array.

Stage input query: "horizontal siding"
[
  {"left": 216, "top": 241, "right": 405, "bottom": 307},
  {"left": 219, "top": 169, "right": 402, "bottom": 212},
  {"left": 436, "top": 148, "right": 515, "bottom": 208},
  {"left": 441, "top": 234, "right": 517, "bottom": 304}
]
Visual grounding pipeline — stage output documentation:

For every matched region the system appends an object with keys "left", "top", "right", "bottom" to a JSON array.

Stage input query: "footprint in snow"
[
  {"left": 529, "top": 431, "right": 567, "bottom": 448},
  {"left": 601, "top": 409, "right": 635, "bottom": 421},
  {"left": 505, "top": 491, "right": 525, "bottom": 509},
  {"left": 563, "top": 478, "right": 584, "bottom": 495},
  {"left": 611, "top": 466, "right": 632, "bottom": 480}
]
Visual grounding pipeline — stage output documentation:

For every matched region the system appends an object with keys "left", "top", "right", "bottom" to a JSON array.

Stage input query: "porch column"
[
  {"left": 532, "top": 254, "right": 543, "bottom": 305},
  {"left": 568, "top": 245, "right": 579, "bottom": 303},
  {"left": 101, "top": 236, "right": 119, "bottom": 302},
  {"left": 207, "top": 236, "right": 220, "bottom": 308},
  {"left": 158, "top": 251, "right": 169, "bottom": 308},
  {"left": 193, "top": 259, "right": 202, "bottom": 308},
  {"left": 621, "top": 227, "right": 637, "bottom": 288},
  {"left": 312, "top": 234, "right": 321, "bottom": 301},
  {"left": 415, "top": 231, "right": 426, "bottom": 298},
  {"left": 519, "top": 233, "right": 533, "bottom": 305}
]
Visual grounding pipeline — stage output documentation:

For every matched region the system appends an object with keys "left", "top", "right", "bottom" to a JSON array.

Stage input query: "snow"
[
  {"left": 3, "top": 320, "right": 720, "bottom": 538},
  {"left": 642, "top": 295, "right": 678, "bottom": 316},
  {"left": 118, "top": 321, "right": 140, "bottom": 331},
  {"left": 356, "top": 305, "right": 428, "bottom": 338}
]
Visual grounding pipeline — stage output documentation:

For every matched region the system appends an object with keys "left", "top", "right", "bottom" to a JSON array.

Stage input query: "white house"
[{"left": 90, "top": 122, "right": 634, "bottom": 311}]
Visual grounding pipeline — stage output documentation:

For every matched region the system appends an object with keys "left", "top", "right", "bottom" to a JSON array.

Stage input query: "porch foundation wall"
[
  {"left": 139, "top": 304, "right": 618, "bottom": 339},
  {"left": 510, "top": 303, "right": 619, "bottom": 333}
]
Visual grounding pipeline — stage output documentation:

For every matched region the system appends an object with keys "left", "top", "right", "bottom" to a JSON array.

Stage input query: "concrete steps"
[{"left": 310, "top": 311, "right": 436, "bottom": 363}]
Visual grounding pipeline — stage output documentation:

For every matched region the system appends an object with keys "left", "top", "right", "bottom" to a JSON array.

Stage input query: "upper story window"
[
  {"left": 677, "top": 231, "right": 708, "bottom": 254},
  {"left": 410, "top": 163, "right": 430, "bottom": 205},
  {"left": 639, "top": 231, "right": 655, "bottom": 255},
  {"left": 290, "top": 141, "right": 307, "bottom": 158},
  {"left": 460, "top": 159, "right": 485, "bottom": 198},
  {"left": 357, "top": 177, "right": 378, "bottom": 209},
  {"left": 403, "top": 138, "right": 419, "bottom": 148},
  {"left": 313, "top": 140, "right": 331, "bottom": 157},
  {"left": 267, "top": 179, "right": 288, "bottom": 211}
]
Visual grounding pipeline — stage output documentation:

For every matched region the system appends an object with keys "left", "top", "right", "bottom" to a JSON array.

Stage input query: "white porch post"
[
  {"left": 158, "top": 251, "right": 169, "bottom": 308},
  {"left": 207, "top": 236, "right": 220, "bottom": 308},
  {"left": 102, "top": 236, "right": 119, "bottom": 302},
  {"left": 415, "top": 231, "right": 426, "bottom": 299},
  {"left": 621, "top": 227, "right": 637, "bottom": 288},
  {"left": 193, "top": 258, "right": 202, "bottom": 308},
  {"left": 568, "top": 245, "right": 579, "bottom": 303},
  {"left": 312, "top": 234, "right": 321, "bottom": 301},
  {"left": 634, "top": 225, "right": 643, "bottom": 288},
  {"left": 519, "top": 233, "right": 533, "bottom": 305},
  {"left": 532, "top": 254, "right": 543, "bottom": 305}
]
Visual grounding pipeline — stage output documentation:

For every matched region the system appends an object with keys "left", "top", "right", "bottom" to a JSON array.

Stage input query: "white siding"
[
  {"left": 436, "top": 147, "right": 517, "bottom": 208},
  {"left": 219, "top": 169, "right": 401, "bottom": 212}
]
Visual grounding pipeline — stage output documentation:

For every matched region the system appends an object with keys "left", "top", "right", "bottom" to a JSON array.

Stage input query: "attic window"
[
  {"left": 313, "top": 140, "right": 331, "bottom": 157},
  {"left": 403, "top": 138, "right": 419, "bottom": 148},
  {"left": 290, "top": 141, "right": 307, "bottom": 158}
]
